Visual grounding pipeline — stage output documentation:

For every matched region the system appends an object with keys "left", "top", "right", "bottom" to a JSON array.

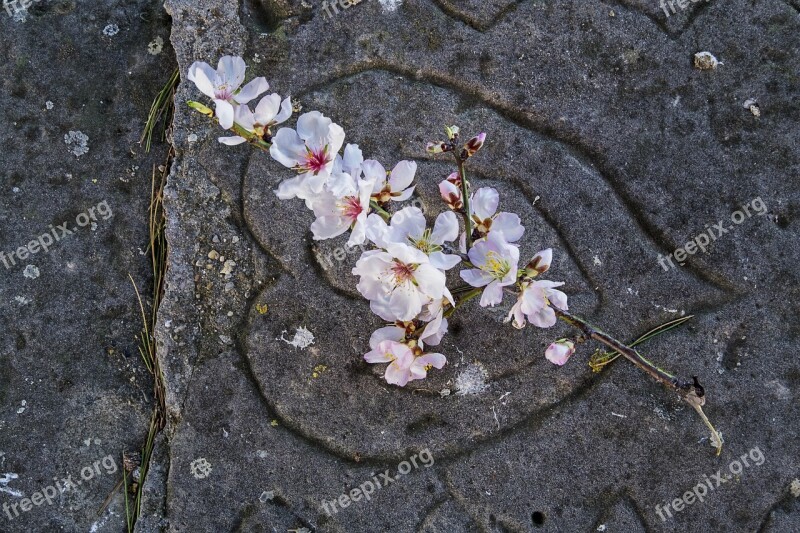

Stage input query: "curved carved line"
[
  {"left": 427, "top": 0, "right": 711, "bottom": 39},
  {"left": 296, "top": 61, "right": 740, "bottom": 297}
]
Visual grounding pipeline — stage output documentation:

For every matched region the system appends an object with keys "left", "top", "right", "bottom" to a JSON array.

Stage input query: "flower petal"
[
  {"left": 234, "top": 76, "right": 269, "bottom": 104},
  {"left": 479, "top": 280, "right": 504, "bottom": 307},
  {"left": 491, "top": 212, "right": 525, "bottom": 242},
  {"left": 214, "top": 99, "right": 236, "bottom": 130},
  {"left": 431, "top": 211, "right": 459, "bottom": 244},
  {"left": 218, "top": 135, "right": 248, "bottom": 146},
  {"left": 471, "top": 187, "right": 499, "bottom": 219},
  {"left": 388, "top": 160, "right": 416, "bottom": 192}
]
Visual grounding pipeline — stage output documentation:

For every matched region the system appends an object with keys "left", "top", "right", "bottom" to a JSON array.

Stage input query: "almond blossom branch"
[
  {"left": 456, "top": 157, "right": 473, "bottom": 250},
  {"left": 552, "top": 306, "right": 722, "bottom": 455}
]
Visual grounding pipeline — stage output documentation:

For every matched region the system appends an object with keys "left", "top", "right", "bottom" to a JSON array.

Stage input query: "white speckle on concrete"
[
  {"left": 23, "top": 265, "right": 40, "bottom": 279},
  {"left": 279, "top": 327, "right": 315, "bottom": 349},
  {"left": 693, "top": 51, "right": 721, "bottom": 70},
  {"left": 454, "top": 362, "right": 489, "bottom": 395},
  {"left": 256, "top": 450, "right": 269, "bottom": 459},
  {"left": 14, "top": 296, "right": 31, "bottom": 305},
  {"left": 102, "top": 24, "right": 119, "bottom": 36},
  {"left": 743, "top": 98, "right": 761, "bottom": 117},
  {"left": 45, "top": 101, "right": 54, "bottom": 110},
  {"left": 64, "top": 130, "right": 89, "bottom": 157},
  {"left": 12, "top": 187, "right": 20, "bottom": 193},
  {"left": 593, "top": 255, "right": 602, "bottom": 266},
  {"left": 766, "top": 379, "right": 791, "bottom": 400},
  {"left": 16, "top": 400, "right": 26, "bottom": 414},
  {"left": 187, "top": 133, "right": 198, "bottom": 142},
  {"left": 378, "top": 0, "right": 403, "bottom": 12},
  {"left": 259, "top": 490, "right": 275, "bottom": 502},
  {"left": 147, "top": 36, "right": 164, "bottom": 55},
  {"left": 0, "top": 473, "right": 23, "bottom": 498}
]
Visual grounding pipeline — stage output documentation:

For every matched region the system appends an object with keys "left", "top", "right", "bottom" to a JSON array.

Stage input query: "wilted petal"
[
  {"left": 218, "top": 135, "right": 248, "bottom": 146},
  {"left": 545, "top": 340, "right": 575, "bottom": 366}
]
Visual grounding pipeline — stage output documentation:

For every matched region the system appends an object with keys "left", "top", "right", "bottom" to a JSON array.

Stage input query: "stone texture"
[
  {"left": 0, "top": 1, "right": 175, "bottom": 531},
  {"left": 5, "top": 0, "right": 799, "bottom": 531},
  {"left": 156, "top": 0, "right": 799, "bottom": 530}
]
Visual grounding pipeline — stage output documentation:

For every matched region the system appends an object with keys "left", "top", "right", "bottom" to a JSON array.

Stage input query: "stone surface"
[
  {"left": 3, "top": 0, "right": 799, "bottom": 531},
  {"left": 157, "top": 0, "right": 799, "bottom": 531},
  {"left": 0, "top": 1, "right": 174, "bottom": 531}
]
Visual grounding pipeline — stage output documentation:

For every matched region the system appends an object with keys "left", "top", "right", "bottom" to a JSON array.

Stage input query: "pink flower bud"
[
  {"left": 462, "top": 132, "right": 486, "bottom": 158},
  {"left": 439, "top": 179, "right": 463, "bottom": 210},
  {"left": 445, "top": 171, "right": 461, "bottom": 187},
  {"left": 545, "top": 339, "right": 575, "bottom": 366},
  {"left": 525, "top": 249, "right": 552, "bottom": 278},
  {"left": 426, "top": 141, "right": 449, "bottom": 154}
]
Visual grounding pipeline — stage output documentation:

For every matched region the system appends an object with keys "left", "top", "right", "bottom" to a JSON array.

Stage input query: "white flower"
[
  {"left": 218, "top": 93, "right": 293, "bottom": 145},
  {"left": 187, "top": 56, "right": 269, "bottom": 129},
  {"left": 352, "top": 244, "right": 446, "bottom": 322},
  {"left": 418, "top": 299, "right": 448, "bottom": 347},
  {"left": 364, "top": 340, "right": 446, "bottom": 386},
  {"left": 366, "top": 206, "right": 461, "bottom": 271},
  {"left": 271, "top": 111, "right": 345, "bottom": 206},
  {"left": 506, "top": 248, "right": 568, "bottom": 328},
  {"left": 459, "top": 232, "right": 520, "bottom": 307},
  {"left": 545, "top": 339, "right": 575, "bottom": 366},
  {"left": 363, "top": 160, "right": 416, "bottom": 203},
  {"left": 470, "top": 187, "right": 524, "bottom": 242},
  {"left": 309, "top": 174, "right": 374, "bottom": 247},
  {"left": 326, "top": 144, "right": 364, "bottom": 198}
]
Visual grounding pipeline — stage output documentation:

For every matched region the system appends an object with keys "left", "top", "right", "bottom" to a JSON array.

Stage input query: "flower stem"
[
  {"left": 444, "top": 287, "right": 482, "bottom": 318},
  {"left": 369, "top": 200, "right": 392, "bottom": 222},
  {"left": 456, "top": 157, "right": 473, "bottom": 250},
  {"left": 553, "top": 307, "right": 722, "bottom": 455}
]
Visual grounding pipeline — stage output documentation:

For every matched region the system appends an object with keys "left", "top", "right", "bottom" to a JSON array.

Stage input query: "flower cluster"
[{"left": 187, "top": 57, "right": 572, "bottom": 385}]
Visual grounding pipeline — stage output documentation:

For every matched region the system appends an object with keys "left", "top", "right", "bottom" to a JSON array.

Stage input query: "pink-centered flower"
[
  {"left": 187, "top": 56, "right": 269, "bottom": 129},
  {"left": 470, "top": 187, "right": 525, "bottom": 243},
  {"left": 353, "top": 244, "right": 446, "bottom": 322},
  {"left": 366, "top": 206, "right": 461, "bottom": 271},
  {"left": 545, "top": 339, "right": 575, "bottom": 366},
  {"left": 504, "top": 250, "right": 567, "bottom": 329},
  {"left": 326, "top": 144, "right": 364, "bottom": 198},
  {"left": 364, "top": 339, "right": 446, "bottom": 386},
  {"left": 309, "top": 174, "right": 374, "bottom": 247},
  {"left": 460, "top": 232, "right": 520, "bottom": 307},
  {"left": 271, "top": 111, "right": 345, "bottom": 206}
]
